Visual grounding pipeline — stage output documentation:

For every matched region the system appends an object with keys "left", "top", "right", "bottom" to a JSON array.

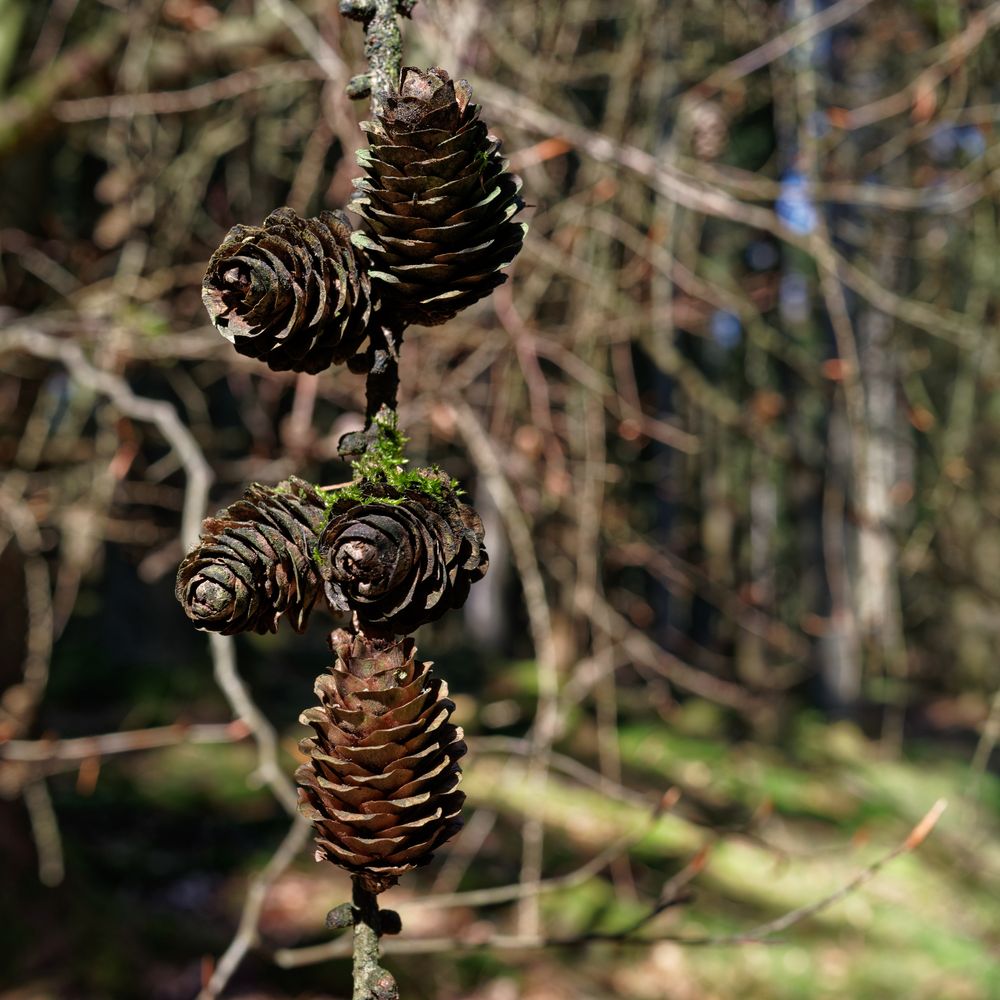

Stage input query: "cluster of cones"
[
  {"left": 202, "top": 67, "right": 526, "bottom": 373},
  {"left": 177, "top": 67, "right": 521, "bottom": 893},
  {"left": 176, "top": 468, "right": 488, "bottom": 890},
  {"left": 176, "top": 474, "right": 487, "bottom": 642}
]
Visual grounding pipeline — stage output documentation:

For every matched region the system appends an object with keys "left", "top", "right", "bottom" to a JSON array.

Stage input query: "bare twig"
[
  {"left": 273, "top": 839, "right": 643, "bottom": 966},
  {"left": 694, "top": 799, "right": 949, "bottom": 945},
  {"left": 969, "top": 685, "right": 1000, "bottom": 785},
  {"left": 476, "top": 82, "right": 981, "bottom": 347},
  {"left": 54, "top": 60, "right": 325, "bottom": 120},
  {"left": 197, "top": 816, "right": 312, "bottom": 1000},
  {"left": 276, "top": 799, "right": 948, "bottom": 963},
  {"left": 0, "top": 486, "right": 54, "bottom": 739},
  {"left": 687, "top": 0, "right": 877, "bottom": 99},
  {"left": 275, "top": 792, "right": 675, "bottom": 969},
  {"left": 209, "top": 633, "right": 299, "bottom": 817},
  {"left": 838, "top": 3, "right": 1000, "bottom": 129},
  {"left": 22, "top": 778, "right": 65, "bottom": 887},
  {"left": 470, "top": 735, "right": 653, "bottom": 810},
  {"left": 450, "top": 400, "right": 561, "bottom": 937},
  {"left": 0, "top": 721, "right": 249, "bottom": 763},
  {"left": 0, "top": 326, "right": 303, "bottom": 992},
  {"left": 588, "top": 592, "right": 769, "bottom": 715},
  {"left": 0, "top": 328, "right": 211, "bottom": 549},
  {"left": 261, "top": 0, "right": 348, "bottom": 83},
  {"left": 0, "top": 13, "right": 130, "bottom": 154}
]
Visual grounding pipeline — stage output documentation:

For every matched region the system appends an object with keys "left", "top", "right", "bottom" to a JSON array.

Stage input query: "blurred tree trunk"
[
  {"left": 855, "top": 222, "right": 909, "bottom": 742},
  {"left": 782, "top": 0, "right": 864, "bottom": 716},
  {"left": 831, "top": 9, "right": 912, "bottom": 733}
]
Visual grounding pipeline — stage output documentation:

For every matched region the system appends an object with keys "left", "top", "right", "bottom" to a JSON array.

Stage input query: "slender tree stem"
[
  {"left": 338, "top": 0, "right": 413, "bottom": 460},
  {"left": 366, "top": 0, "right": 408, "bottom": 112},
  {"left": 338, "top": 8, "right": 412, "bottom": 997},
  {"left": 339, "top": 316, "right": 405, "bottom": 459},
  {"left": 339, "top": 0, "right": 411, "bottom": 111},
  {"left": 366, "top": 318, "right": 404, "bottom": 420},
  {"left": 351, "top": 878, "right": 399, "bottom": 1000}
]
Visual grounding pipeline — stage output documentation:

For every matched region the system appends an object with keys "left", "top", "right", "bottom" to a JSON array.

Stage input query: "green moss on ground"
[{"left": 458, "top": 701, "right": 1000, "bottom": 1000}]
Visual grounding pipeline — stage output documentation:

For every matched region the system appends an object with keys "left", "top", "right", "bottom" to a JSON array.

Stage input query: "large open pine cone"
[
  {"left": 297, "top": 629, "right": 466, "bottom": 894},
  {"left": 351, "top": 67, "right": 526, "bottom": 327},
  {"left": 316, "top": 475, "right": 488, "bottom": 635},
  {"left": 176, "top": 478, "right": 327, "bottom": 635},
  {"left": 202, "top": 208, "right": 373, "bottom": 373}
]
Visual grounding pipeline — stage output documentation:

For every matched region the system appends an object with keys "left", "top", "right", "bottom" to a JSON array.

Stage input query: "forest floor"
[{"left": 9, "top": 708, "right": 995, "bottom": 999}]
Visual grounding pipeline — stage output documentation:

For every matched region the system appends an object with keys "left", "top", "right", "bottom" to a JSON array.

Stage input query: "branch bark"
[
  {"left": 351, "top": 879, "right": 400, "bottom": 1000},
  {"left": 337, "top": 0, "right": 412, "bottom": 461},
  {"left": 340, "top": 0, "right": 410, "bottom": 112},
  {"left": 333, "top": 7, "right": 414, "bottom": 997}
]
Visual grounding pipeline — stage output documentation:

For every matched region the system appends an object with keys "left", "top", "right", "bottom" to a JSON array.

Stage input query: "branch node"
[
  {"left": 340, "top": 0, "right": 375, "bottom": 22},
  {"left": 326, "top": 902, "right": 357, "bottom": 930},
  {"left": 347, "top": 74, "right": 373, "bottom": 100},
  {"left": 378, "top": 909, "right": 402, "bottom": 935},
  {"left": 372, "top": 974, "right": 400, "bottom": 1000}
]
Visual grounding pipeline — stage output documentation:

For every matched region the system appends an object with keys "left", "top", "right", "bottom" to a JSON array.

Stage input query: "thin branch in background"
[
  {"left": 0, "top": 331, "right": 294, "bottom": 818},
  {"left": 692, "top": 799, "right": 949, "bottom": 946},
  {"left": 0, "top": 13, "right": 131, "bottom": 155},
  {"left": 28, "top": 0, "right": 81, "bottom": 69},
  {"left": 685, "top": 0, "right": 877, "bottom": 100},
  {"left": 0, "top": 327, "right": 304, "bottom": 986},
  {"left": 53, "top": 60, "right": 325, "bottom": 121},
  {"left": 588, "top": 592, "right": 769, "bottom": 716},
  {"left": 0, "top": 484, "right": 59, "bottom": 885},
  {"left": 275, "top": 793, "right": 676, "bottom": 968},
  {"left": 275, "top": 798, "right": 947, "bottom": 963},
  {"left": 197, "top": 817, "right": 313, "bottom": 1000},
  {"left": 969, "top": 685, "right": 1000, "bottom": 787},
  {"left": 470, "top": 736, "right": 654, "bottom": 811},
  {"left": 477, "top": 81, "right": 981, "bottom": 346},
  {"left": 260, "top": 0, "right": 348, "bottom": 83},
  {"left": 451, "top": 400, "right": 561, "bottom": 938},
  {"left": 0, "top": 229, "right": 81, "bottom": 297},
  {"left": 0, "top": 329, "right": 211, "bottom": 549},
  {"left": 0, "top": 486, "right": 54, "bottom": 739},
  {"left": 0, "top": 721, "right": 249, "bottom": 763},
  {"left": 837, "top": 3, "right": 1000, "bottom": 130},
  {"left": 429, "top": 808, "right": 498, "bottom": 895},
  {"left": 493, "top": 281, "right": 568, "bottom": 477},
  {"left": 22, "top": 779, "right": 65, "bottom": 887},
  {"left": 416, "top": 827, "right": 640, "bottom": 912},
  {"left": 209, "top": 632, "right": 299, "bottom": 816}
]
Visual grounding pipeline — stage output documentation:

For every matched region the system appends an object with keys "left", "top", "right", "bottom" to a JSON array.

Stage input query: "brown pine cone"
[
  {"left": 351, "top": 66, "right": 527, "bottom": 327},
  {"left": 296, "top": 628, "right": 466, "bottom": 894},
  {"left": 316, "top": 475, "right": 488, "bottom": 635},
  {"left": 202, "top": 208, "right": 373, "bottom": 374},
  {"left": 175, "top": 478, "right": 327, "bottom": 635}
]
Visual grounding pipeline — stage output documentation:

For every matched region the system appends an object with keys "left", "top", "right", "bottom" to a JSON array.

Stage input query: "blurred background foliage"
[{"left": 1, "top": 0, "right": 1000, "bottom": 998}]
